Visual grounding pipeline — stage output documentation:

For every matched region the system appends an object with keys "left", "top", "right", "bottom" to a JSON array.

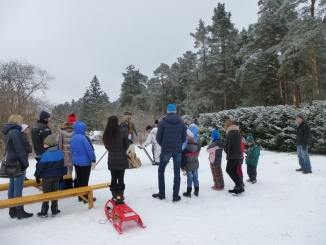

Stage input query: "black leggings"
[
  {"left": 110, "top": 170, "right": 125, "bottom": 187},
  {"left": 74, "top": 165, "right": 91, "bottom": 188},
  {"left": 226, "top": 159, "right": 241, "bottom": 186}
]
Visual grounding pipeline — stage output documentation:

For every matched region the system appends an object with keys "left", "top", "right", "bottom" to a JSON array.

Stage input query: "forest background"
[{"left": 1, "top": 1, "right": 325, "bottom": 153}]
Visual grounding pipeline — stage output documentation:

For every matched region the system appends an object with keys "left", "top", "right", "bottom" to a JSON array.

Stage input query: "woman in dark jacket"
[
  {"left": 224, "top": 119, "right": 244, "bottom": 195},
  {"left": 102, "top": 115, "right": 129, "bottom": 204},
  {"left": 1, "top": 114, "right": 33, "bottom": 219}
]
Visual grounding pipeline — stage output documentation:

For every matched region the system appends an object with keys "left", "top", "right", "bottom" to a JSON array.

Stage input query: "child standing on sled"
[{"left": 245, "top": 133, "right": 260, "bottom": 184}]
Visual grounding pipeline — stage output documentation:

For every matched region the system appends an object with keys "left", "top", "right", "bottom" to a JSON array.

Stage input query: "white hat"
[{"left": 21, "top": 124, "right": 29, "bottom": 132}]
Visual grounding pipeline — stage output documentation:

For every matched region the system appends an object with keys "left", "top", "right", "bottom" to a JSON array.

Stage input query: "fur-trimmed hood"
[{"left": 60, "top": 122, "right": 74, "bottom": 130}]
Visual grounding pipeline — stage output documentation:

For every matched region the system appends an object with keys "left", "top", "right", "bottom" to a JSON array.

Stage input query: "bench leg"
[{"left": 88, "top": 191, "right": 94, "bottom": 209}]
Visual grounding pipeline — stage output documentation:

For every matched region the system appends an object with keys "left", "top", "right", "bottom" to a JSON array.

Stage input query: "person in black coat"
[
  {"left": 1, "top": 114, "right": 33, "bottom": 220},
  {"left": 103, "top": 115, "right": 130, "bottom": 204},
  {"left": 224, "top": 119, "right": 244, "bottom": 194},
  {"left": 295, "top": 113, "right": 312, "bottom": 174}
]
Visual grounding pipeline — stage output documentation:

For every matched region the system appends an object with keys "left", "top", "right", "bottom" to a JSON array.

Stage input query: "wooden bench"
[
  {"left": 0, "top": 182, "right": 110, "bottom": 209},
  {"left": 0, "top": 175, "right": 73, "bottom": 192}
]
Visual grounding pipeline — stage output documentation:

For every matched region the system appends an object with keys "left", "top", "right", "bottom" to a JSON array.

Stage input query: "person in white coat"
[{"left": 138, "top": 125, "right": 161, "bottom": 165}]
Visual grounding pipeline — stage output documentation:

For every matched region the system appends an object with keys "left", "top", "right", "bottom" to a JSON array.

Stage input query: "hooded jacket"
[
  {"left": 70, "top": 121, "right": 96, "bottom": 166},
  {"left": 156, "top": 113, "right": 187, "bottom": 153},
  {"left": 58, "top": 122, "right": 74, "bottom": 166},
  {"left": 207, "top": 140, "right": 225, "bottom": 165},
  {"left": 181, "top": 143, "right": 201, "bottom": 171},
  {"left": 31, "top": 120, "right": 52, "bottom": 158},
  {"left": 1, "top": 123, "right": 29, "bottom": 171}
]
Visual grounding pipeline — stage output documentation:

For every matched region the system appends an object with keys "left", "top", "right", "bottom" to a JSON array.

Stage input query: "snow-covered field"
[{"left": 0, "top": 145, "right": 325, "bottom": 245}]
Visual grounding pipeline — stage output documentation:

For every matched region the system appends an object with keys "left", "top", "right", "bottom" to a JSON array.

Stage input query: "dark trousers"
[
  {"left": 247, "top": 165, "right": 257, "bottom": 181},
  {"left": 75, "top": 165, "right": 92, "bottom": 199},
  {"left": 42, "top": 178, "right": 60, "bottom": 206},
  {"left": 110, "top": 170, "right": 125, "bottom": 187},
  {"left": 226, "top": 159, "right": 241, "bottom": 186}
]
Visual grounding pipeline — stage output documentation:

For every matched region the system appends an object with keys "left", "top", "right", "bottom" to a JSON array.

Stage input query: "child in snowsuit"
[
  {"left": 245, "top": 133, "right": 260, "bottom": 184},
  {"left": 34, "top": 135, "right": 65, "bottom": 218},
  {"left": 138, "top": 125, "right": 161, "bottom": 165},
  {"left": 207, "top": 129, "right": 225, "bottom": 190},
  {"left": 181, "top": 137, "right": 201, "bottom": 197}
]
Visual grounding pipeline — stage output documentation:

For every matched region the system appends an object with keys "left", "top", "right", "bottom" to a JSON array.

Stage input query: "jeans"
[
  {"left": 158, "top": 151, "right": 181, "bottom": 199},
  {"left": 186, "top": 170, "right": 199, "bottom": 188},
  {"left": 8, "top": 170, "right": 26, "bottom": 209},
  {"left": 297, "top": 145, "right": 312, "bottom": 171}
]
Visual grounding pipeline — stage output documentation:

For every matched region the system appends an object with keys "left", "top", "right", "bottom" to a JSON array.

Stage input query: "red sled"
[{"left": 104, "top": 199, "right": 146, "bottom": 234}]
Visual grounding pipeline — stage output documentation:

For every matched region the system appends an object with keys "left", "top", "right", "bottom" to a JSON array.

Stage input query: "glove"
[
  {"left": 302, "top": 145, "right": 306, "bottom": 150},
  {"left": 59, "top": 176, "right": 63, "bottom": 183},
  {"left": 36, "top": 178, "right": 41, "bottom": 184}
]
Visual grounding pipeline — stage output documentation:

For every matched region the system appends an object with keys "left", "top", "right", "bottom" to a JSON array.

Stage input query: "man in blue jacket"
[{"left": 152, "top": 104, "right": 187, "bottom": 202}]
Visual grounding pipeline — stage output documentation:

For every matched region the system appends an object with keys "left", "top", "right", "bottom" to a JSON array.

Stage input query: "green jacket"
[{"left": 245, "top": 144, "right": 260, "bottom": 167}]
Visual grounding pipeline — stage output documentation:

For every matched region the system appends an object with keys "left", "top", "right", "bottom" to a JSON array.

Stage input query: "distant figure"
[
  {"left": 245, "top": 133, "right": 260, "bottom": 184},
  {"left": 102, "top": 115, "right": 130, "bottom": 204},
  {"left": 152, "top": 119, "right": 159, "bottom": 159},
  {"left": 206, "top": 129, "right": 225, "bottom": 191},
  {"left": 138, "top": 125, "right": 161, "bottom": 165},
  {"left": 31, "top": 110, "right": 52, "bottom": 164},
  {"left": 58, "top": 113, "right": 77, "bottom": 189},
  {"left": 181, "top": 137, "right": 201, "bottom": 197},
  {"left": 34, "top": 135, "right": 65, "bottom": 218},
  {"left": 295, "top": 113, "right": 312, "bottom": 174},
  {"left": 153, "top": 104, "right": 187, "bottom": 203}
]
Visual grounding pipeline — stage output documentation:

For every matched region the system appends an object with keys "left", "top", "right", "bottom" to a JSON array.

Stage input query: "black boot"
[
  {"left": 17, "top": 208, "right": 33, "bottom": 220},
  {"left": 37, "top": 205, "right": 49, "bottom": 218},
  {"left": 65, "top": 178, "right": 73, "bottom": 189},
  {"left": 233, "top": 186, "right": 245, "bottom": 195},
  {"left": 51, "top": 201, "right": 61, "bottom": 217},
  {"left": 117, "top": 184, "right": 125, "bottom": 204},
  {"left": 9, "top": 207, "right": 16, "bottom": 218},
  {"left": 110, "top": 185, "right": 118, "bottom": 201},
  {"left": 194, "top": 187, "right": 199, "bottom": 197},
  {"left": 183, "top": 187, "right": 192, "bottom": 197}
]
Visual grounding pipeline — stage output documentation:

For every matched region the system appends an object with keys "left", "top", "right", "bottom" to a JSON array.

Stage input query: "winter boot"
[
  {"left": 194, "top": 187, "right": 199, "bottom": 197},
  {"left": 9, "top": 207, "right": 16, "bottom": 218},
  {"left": 37, "top": 205, "right": 49, "bottom": 218},
  {"left": 65, "top": 178, "right": 74, "bottom": 189},
  {"left": 51, "top": 201, "right": 61, "bottom": 217},
  {"left": 110, "top": 185, "right": 118, "bottom": 202},
  {"left": 117, "top": 184, "right": 125, "bottom": 204},
  {"left": 228, "top": 186, "right": 237, "bottom": 193},
  {"left": 17, "top": 208, "right": 33, "bottom": 220},
  {"left": 183, "top": 187, "right": 192, "bottom": 197},
  {"left": 233, "top": 186, "right": 245, "bottom": 195}
]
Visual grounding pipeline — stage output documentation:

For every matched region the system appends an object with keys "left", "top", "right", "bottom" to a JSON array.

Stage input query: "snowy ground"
[{"left": 0, "top": 145, "right": 325, "bottom": 245}]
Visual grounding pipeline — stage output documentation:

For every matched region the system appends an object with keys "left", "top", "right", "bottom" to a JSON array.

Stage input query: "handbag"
[{"left": 0, "top": 130, "right": 23, "bottom": 178}]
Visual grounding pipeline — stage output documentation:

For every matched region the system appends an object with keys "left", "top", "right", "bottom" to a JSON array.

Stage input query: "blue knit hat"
[
  {"left": 246, "top": 133, "right": 254, "bottom": 143},
  {"left": 40, "top": 110, "right": 50, "bottom": 119},
  {"left": 167, "top": 104, "right": 177, "bottom": 113},
  {"left": 211, "top": 129, "right": 220, "bottom": 141}
]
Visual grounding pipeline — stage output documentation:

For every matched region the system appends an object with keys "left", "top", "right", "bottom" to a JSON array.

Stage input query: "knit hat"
[
  {"left": 211, "top": 129, "right": 221, "bottom": 141},
  {"left": 187, "top": 118, "right": 194, "bottom": 124},
  {"left": 39, "top": 110, "right": 50, "bottom": 120},
  {"left": 246, "top": 133, "right": 254, "bottom": 143},
  {"left": 124, "top": 111, "right": 132, "bottom": 115},
  {"left": 67, "top": 113, "right": 77, "bottom": 122},
  {"left": 296, "top": 113, "right": 304, "bottom": 120},
  {"left": 43, "top": 135, "right": 57, "bottom": 147},
  {"left": 21, "top": 124, "right": 29, "bottom": 132},
  {"left": 167, "top": 104, "right": 177, "bottom": 113},
  {"left": 154, "top": 119, "right": 159, "bottom": 125},
  {"left": 146, "top": 125, "right": 153, "bottom": 131},
  {"left": 187, "top": 137, "right": 195, "bottom": 144}
]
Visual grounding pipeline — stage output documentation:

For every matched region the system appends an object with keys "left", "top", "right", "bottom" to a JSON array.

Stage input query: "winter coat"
[
  {"left": 58, "top": 122, "right": 74, "bottom": 167},
  {"left": 141, "top": 127, "right": 161, "bottom": 152},
  {"left": 207, "top": 140, "right": 225, "bottom": 165},
  {"left": 31, "top": 120, "right": 52, "bottom": 158},
  {"left": 104, "top": 126, "right": 129, "bottom": 171},
  {"left": 70, "top": 121, "right": 96, "bottom": 166},
  {"left": 225, "top": 125, "right": 242, "bottom": 160},
  {"left": 156, "top": 113, "right": 187, "bottom": 153},
  {"left": 1, "top": 123, "right": 29, "bottom": 172},
  {"left": 34, "top": 147, "right": 65, "bottom": 179},
  {"left": 120, "top": 121, "right": 138, "bottom": 141},
  {"left": 21, "top": 132, "right": 33, "bottom": 155},
  {"left": 181, "top": 143, "right": 201, "bottom": 171},
  {"left": 245, "top": 143, "right": 260, "bottom": 167},
  {"left": 296, "top": 121, "right": 310, "bottom": 149},
  {"left": 182, "top": 124, "right": 198, "bottom": 149}
]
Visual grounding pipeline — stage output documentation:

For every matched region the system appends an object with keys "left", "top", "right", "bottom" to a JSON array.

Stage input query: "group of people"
[{"left": 1, "top": 104, "right": 312, "bottom": 219}]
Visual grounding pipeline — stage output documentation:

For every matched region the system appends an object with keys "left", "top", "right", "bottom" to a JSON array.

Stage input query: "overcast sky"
[{"left": 0, "top": 0, "right": 259, "bottom": 105}]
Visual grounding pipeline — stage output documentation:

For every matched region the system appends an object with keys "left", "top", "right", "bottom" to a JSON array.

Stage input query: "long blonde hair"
[
  {"left": 224, "top": 119, "right": 234, "bottom": 131},
  {"left": 8, "top": 114, "right": 23, "bottom": 126}
]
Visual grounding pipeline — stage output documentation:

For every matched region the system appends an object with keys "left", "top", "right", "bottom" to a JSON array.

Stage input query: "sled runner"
[{"left": 104, "top": 199, "right": 146, "bottom": 234}]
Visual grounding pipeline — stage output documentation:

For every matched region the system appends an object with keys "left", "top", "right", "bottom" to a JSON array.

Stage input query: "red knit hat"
[{"left": 67, "top": 113, "right": 76, "bottom": 122}]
